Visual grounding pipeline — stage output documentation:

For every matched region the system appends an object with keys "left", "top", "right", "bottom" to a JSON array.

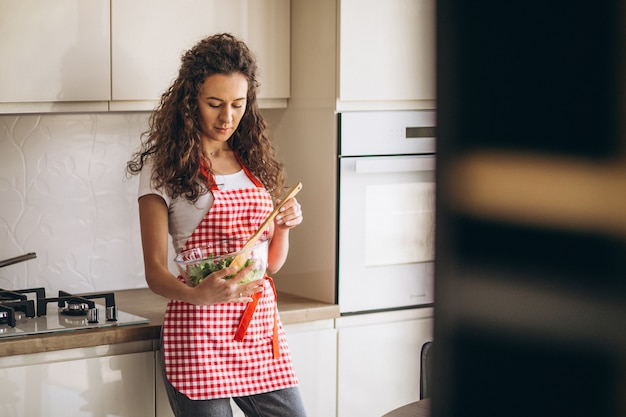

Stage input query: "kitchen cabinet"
[
  {"left": 155, "top": 351, "right": 173, "bottom": 417},
  {"left": 111, "top": 0, "right": 290, "bottom": 111},
  {"left": 0, "top": 341, "right": 155, "bottom": 417},
  {"left": 0, "top": 0, "right": 111, "bottom": 113},
  {"left": 337, "top": 0, "right": 436, "bottom": 110},
  {"left": 285, "top": 319, "right": 338, "bottom": 417},
  {"left": 336, "top": 308, "right": 433, "bottom": 417},
  {"left": 0, "top": 0, "right": 289, "bottom": 113}
]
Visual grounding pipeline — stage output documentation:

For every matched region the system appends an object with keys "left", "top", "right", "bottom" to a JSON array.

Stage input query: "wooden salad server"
[{"left": 229, "top": 182, "right": 303, "bottom": 269}]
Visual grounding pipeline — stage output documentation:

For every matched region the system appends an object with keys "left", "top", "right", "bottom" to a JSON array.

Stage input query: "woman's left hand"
[{"left": 274, "top": 197, "right": 303, "bottom": 230}]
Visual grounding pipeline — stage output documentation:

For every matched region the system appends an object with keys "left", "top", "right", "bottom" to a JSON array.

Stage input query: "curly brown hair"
[{"left": 126, "top": 33, "right": 285, "bottom": 201}]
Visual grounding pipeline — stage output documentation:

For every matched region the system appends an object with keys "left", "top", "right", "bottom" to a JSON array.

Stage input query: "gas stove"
[{"left": 0, "top": 287, "right": 149, "bottom": 339}]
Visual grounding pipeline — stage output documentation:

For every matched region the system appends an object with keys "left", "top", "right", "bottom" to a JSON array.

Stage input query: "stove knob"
[
  {"left": 106, "top": 305, "right": 118, "bottom": 322},
  {"left": 87, "top": 308, "right": 99, "bottom": 323}
]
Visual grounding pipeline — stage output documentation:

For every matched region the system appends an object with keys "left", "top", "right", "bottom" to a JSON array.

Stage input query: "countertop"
[{"left": 0, "top": 288, "right": 340, "bottom": 357}]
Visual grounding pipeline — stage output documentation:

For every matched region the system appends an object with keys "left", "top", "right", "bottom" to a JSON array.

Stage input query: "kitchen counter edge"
[{"left": 0, "top": 288, "right": 340, "bottom": 357}]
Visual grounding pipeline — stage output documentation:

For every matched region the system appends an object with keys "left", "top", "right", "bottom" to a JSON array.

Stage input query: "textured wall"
[{"left": 0, "top": 113, "right": 150, "bottom": 293}]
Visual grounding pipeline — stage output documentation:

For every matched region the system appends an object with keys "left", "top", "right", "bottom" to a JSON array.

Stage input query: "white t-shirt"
[{"left": 138, "top": 158, "right": 256, "bottom": 253}]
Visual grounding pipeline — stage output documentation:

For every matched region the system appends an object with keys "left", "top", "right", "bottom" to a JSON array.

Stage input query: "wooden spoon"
[{"left": 229, "top": 182, "right": 303, "bottom": 269}]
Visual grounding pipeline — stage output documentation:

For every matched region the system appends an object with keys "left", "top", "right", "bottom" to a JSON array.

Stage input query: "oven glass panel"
[{"left": 365, "top": 182, "right": 435, "bottom": 266}]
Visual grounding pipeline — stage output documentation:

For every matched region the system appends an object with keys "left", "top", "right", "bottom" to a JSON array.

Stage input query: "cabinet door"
[
  {"left": 111, "top": 0, "right": 289, "bottom": 110},
  {"left": 0, "top": 350, "right": 155, "bottom": 417},
  {"left": 285, "top": 320, "right": 338, "bottom": 417},
  {"left": 0, "top": 0, "right": 110, "bottom": 105},
  {"left": 336, "top": 309, "right": 434, "bottom": 417},
  {"left": 338, "top": 0, "right": 435, "bottom": 108}
]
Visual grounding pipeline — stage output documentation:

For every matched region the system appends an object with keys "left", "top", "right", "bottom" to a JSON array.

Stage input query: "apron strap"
[
  {"left": 234, "top": 276, "right": 280, "bottom": 359},
  {"left": 199, "top": 158, "right": 219, "bottom": 191},
  {"left": 234, "top": 153, "right": 264, "bottom": 188}
]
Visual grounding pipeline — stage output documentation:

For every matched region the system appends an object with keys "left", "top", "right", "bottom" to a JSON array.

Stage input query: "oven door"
[{"left": 338, "top": 154, "right": 435, "bottom": 313}]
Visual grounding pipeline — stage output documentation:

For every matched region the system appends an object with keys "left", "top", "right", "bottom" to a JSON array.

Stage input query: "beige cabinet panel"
[
  {"left": 285, "top": 320, "right": 338, "bottom": 417},
  {"left": 0, "top": 346, "right": 155, "bottom": 417},
  {"left": 0, "top": 0, "right": 288, "bottom": 113},
  {"left": 338, "top": 0, "right": 435, "bottom": 108},
  {"left": 336, "top": 309, "right": 434, "bottom": 417},
  {"left": 0, "top": 0, "right": 110, "bottom": 105},
  {"left": 111, "top": 0, "right": 290, "bottom": 109}
]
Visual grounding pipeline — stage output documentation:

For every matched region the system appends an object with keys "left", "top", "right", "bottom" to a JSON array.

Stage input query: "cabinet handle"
[{"left": 355, "top": 157, "right": 436, "bottom": 174}]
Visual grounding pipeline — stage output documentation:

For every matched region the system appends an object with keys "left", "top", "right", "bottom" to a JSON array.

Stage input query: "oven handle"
[{"left": 354, "top": 156, "right": 436, "bottom": 174}]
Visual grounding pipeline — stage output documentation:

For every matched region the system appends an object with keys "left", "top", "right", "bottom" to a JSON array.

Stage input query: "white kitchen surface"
[{"left": 0, "top": 113, "right": 150, "bottom": 293}]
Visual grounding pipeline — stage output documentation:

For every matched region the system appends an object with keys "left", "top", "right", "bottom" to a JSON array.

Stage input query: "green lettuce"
[{"left": 186, "top": 256, "right": 260, "bottom": 286}]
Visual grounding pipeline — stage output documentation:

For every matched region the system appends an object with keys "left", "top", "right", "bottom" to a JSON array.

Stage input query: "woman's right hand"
[{"left": 192, "top": 264, "right": 265, "bottom": 305}]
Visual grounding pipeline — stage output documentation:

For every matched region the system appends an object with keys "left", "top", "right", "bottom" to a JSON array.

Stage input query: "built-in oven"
[{"left": 337, "top": 110, "right": 436, "bottom": 314}]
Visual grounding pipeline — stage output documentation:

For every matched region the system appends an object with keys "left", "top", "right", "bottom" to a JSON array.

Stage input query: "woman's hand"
[
  {"left": 266, "top": 197, "right": 303, "bottom": 274},
  {"left": 274, "top": 197, "right": 303, "bottom": 230},
  {"left": 192, "top": 264, "right": 265, "bottom": 305}
]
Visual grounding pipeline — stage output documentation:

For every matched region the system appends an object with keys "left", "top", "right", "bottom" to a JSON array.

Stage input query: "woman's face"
[{"left": 196, "top": 72, "right": 248, "bottom": 146}]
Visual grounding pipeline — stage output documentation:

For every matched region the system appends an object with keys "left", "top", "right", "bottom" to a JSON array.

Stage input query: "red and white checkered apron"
[{"left": 161, "top": 163, "right": 298, "bottom": 400}]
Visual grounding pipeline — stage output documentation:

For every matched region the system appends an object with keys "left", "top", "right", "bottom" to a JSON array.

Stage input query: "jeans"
[{"left": 161, "top": 353, "right": 308, "bottom": 417}]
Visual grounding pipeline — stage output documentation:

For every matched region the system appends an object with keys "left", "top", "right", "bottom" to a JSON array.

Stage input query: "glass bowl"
[{"left": 174, "top": 238, "right": 268, "bottom": 287}]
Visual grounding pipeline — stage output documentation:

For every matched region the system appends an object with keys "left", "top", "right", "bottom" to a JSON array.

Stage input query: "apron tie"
[{"left": 234, "top": 276, "right": 280, "bottom": 359}]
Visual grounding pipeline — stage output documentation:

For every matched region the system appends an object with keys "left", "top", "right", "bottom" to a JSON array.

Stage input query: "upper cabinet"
[
  {"left": 0, "top": 0, "right": 290, "bottom": 113},
  {"left": 0, "top": 0, "right": 111, "bottom": 113},
  {"left": 337, "top": 0, "right": 436, "bottom": 111},
  {"left": 111, "top": 0, "right": 290, "bottom": 111}
]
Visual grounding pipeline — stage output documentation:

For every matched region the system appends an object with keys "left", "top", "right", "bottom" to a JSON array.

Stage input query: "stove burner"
[
  {"left": 0, "top": 287, "right": 147, "bottom": 339},
  {"left": 61, "top": 291, "right": 117, "bottom": 322},
  {"left": 0, "top": 289, "right": 38, "bottom": 327},
  {"left": 62, "top": 301, "right": 91, "bottom": 315},
  {"left": 0, "top": 308, "right": 11, "bottom": 327},
  {"left": 36, "top": 290, "right": 118, "bottom": 324},
  {"left": 0, "top": 287, "right": 123, "bottom": 335},
  {"left": 58, "top": 299, "right": 100, "bottom": 323}
]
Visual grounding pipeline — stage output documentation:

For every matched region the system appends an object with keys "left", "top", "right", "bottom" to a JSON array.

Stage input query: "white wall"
[{"left": 0, "top": 113, "right": 150, "bottom": 293}]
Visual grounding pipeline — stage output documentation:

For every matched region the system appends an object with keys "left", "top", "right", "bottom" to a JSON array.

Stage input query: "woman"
[{"left": 126, "top": 33, "right": 307, "bottom": 417}]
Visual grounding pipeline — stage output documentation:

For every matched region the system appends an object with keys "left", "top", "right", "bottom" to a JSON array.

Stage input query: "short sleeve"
[{"left": 138, "top": 158, "right": 171, "bottom": 206}]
